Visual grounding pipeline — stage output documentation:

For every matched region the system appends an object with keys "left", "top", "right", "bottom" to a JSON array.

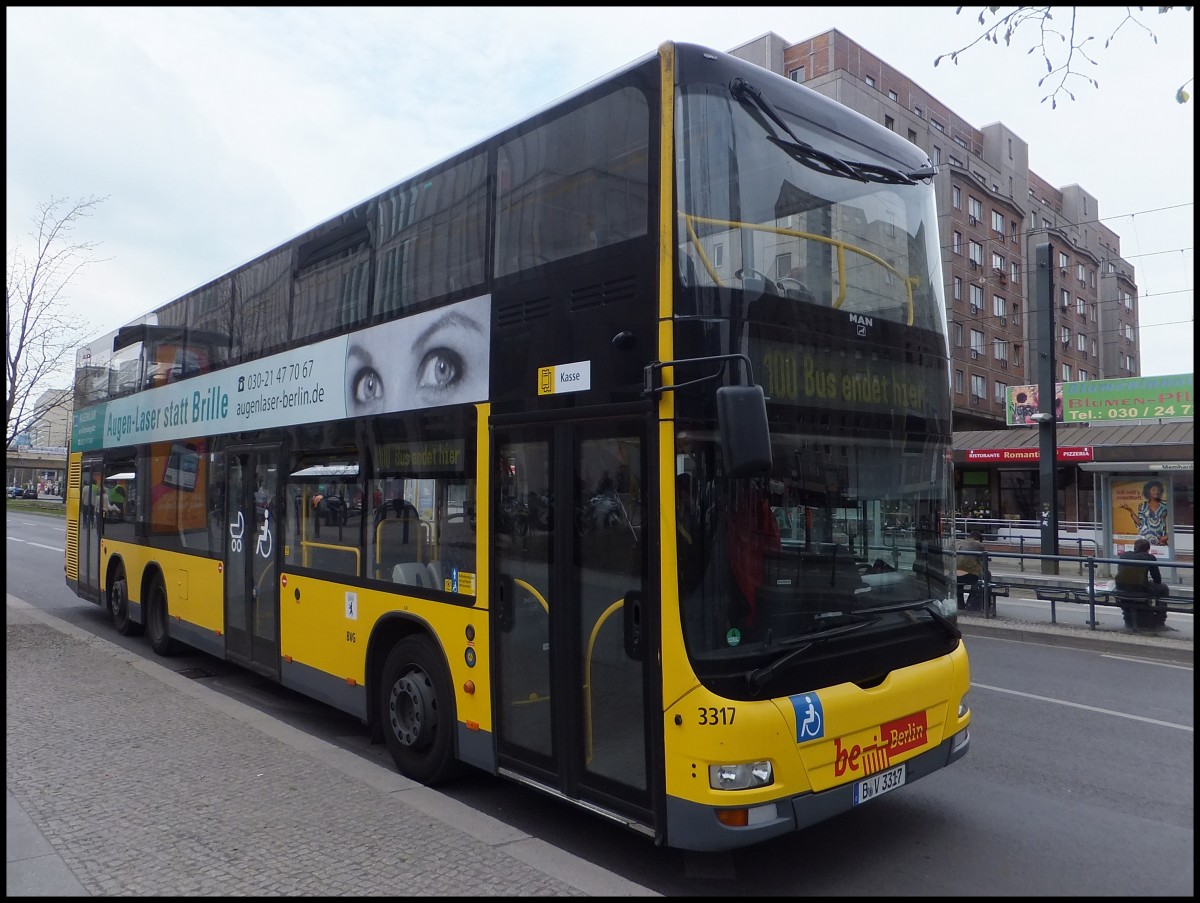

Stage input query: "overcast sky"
[{"left": 6, "top": 7, "right": 1194, "bottom": 382}]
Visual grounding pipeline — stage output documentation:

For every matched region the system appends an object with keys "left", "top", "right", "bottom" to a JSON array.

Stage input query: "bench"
[
  {"left": 1033, "top": 586, "right": 1191, "bottom": 630},
  {"left": 960, "top": 579, "right": 1011, "bottom": 615}
]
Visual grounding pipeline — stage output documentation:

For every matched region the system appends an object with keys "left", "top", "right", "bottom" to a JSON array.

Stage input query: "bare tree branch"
[
  {"left": 6, "top": 195, "right": 109, "bottom": 450},
  {"left": 933, "top": 6, "right": 1192, "bottom": 107}
]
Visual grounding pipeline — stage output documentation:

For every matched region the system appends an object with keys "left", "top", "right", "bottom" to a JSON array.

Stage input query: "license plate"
[{"left": 852, "top": 763, "right": 906, "bottom": 805}]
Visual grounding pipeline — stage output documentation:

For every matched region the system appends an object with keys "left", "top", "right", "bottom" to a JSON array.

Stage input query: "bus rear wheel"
[
  {"left": 145, "top": 576, "right": 177, "bottom": 656},
  {"left": 109, "top": 567, "right": 141, "bottom": 637},
  {"left": 379, "top": 636, "right": 459, "bottom": 785}
]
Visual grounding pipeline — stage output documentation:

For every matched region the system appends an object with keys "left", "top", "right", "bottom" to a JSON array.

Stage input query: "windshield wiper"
[
  {"left": 730, "top": 76, "right": 932, "bottom": 185},
  {"left": 856, "top": 599, "right": 961, "bottom": 639},
  {"left": 745, "top": 616, "right": 880, "bottom": 694}
]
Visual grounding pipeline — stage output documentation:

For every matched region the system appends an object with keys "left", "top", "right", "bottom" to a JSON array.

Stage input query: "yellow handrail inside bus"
[
  {"left": 300, "top": 540, "right": 360, "bottom": 572},
  {"left": 681, "top": 212, "right": 918, "bottom": 326},
  {"left": 584, "top": 597, "right": 624, "bottom": 765},
  {"left": 513, "top": 578, "right": 550, "bottom": 614}
]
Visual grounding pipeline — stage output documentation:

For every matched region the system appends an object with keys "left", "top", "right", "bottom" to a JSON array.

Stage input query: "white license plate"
[{"left": 852, "top": 763, "right": 906, "bottom": 805}]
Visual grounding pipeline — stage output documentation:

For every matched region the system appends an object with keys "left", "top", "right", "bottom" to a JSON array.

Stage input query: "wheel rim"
[
  {"left": 112, "top": 578, "right": 127, "bottom": 619},
  {"left": 389, "top": 669, "right": 437, "bottom": 749}
]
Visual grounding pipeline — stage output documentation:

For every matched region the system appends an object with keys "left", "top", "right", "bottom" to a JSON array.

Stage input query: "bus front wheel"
[{"left": 379, "top": 636, "right": 459, "bottom": 785}]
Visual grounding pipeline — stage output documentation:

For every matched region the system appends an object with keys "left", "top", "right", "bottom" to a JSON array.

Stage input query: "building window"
[
  {"left": 953, "top": 231, "right": 963, "bottom": 255},
  {"left": 889, "top": 89, "right": 898, "bottom": 101},
  {"left": 1062, "top": 363, "right": 1072, "bottom": 381},
  {"left": 933, "top": 145, "right": 941, "bottom": 165},
  {"left": 908, "top": 128, "right": 918, "bottom": 143},
  {"left": 1043, "top": 218, "right": 1052, "bottom": 231},
  {"left": 1012, "top": 301, "right": 1022, "bottom": 326},
  {"left": 993, "top": 295, "right": 1006, "bottom": 319},
  {"left": 948, "top": 154, "right": 963, "bottom": 167},
  {"left": 713, "top": 243, "right": 724, "bottom": 268},
  {"left": 1060, "top": 325, "right": 1071, "bottom": 345},
  {"left": 968, "top": 197, "right": 983, "bottom": 222},
  {"left": 991, "top": 210, "right": 1005, "bottom": 235},
  {"left": 865, "top": 74, "right": 876, "bottom": 88},
  {"left": 1058, "top": 251, "right": 1069, "bottom": 270},
  {"left": 1076, "top": 296, "right": 1087, "bottom": 317},
  {"left": 913, "top": 104, "right": 923, "bottom": 118},
  {"left": 970, "top": 374, "right": 986, "bottom": 400},
  {"left": 1061, "top": 288, "right": 1071, "bottom": 309},
  {"left": 954, "top": 369, "right": 964, "bottom": 393},
  {"left": 953, "top": 275, "right": 963, "bottom": 301},
  {"left": 885, "top": 114, "right": 895, "bottom": 131},
  {"left": 994, "top": 380, "right": 1008, "bottom": 403},
  {"left": 774, "top": 253, "right": 792, "bottom": 279},
  {"left": 789, "top": 66, "right": 805, "bottom": 82},
  {"left": 992, "top": 251, "right": 1005, "bottom": 272},
  {"left": 1010, "top": 261, "right": 1020, "bottom": 284},
  {"left": 952, "top": 186, "right": 961, "bottom": 209},
  {"left": 970, "top": 329, "right": 984, "bottom": 355},
  {"left": 1078, "top": 368, "right": 1088, "bottom": 381},
  {"left": 968, "top": 240, "right": 983, "bottom": 266},
  {"left": 952, "top": 321, "right": 963, "bottom": 347},
  {"left": 1077, "top": 333, "right": 1087, "bottom": 352},
  {"left": 969, "top": 284, "right": 983, "bottom": 312},
  {"left": 931, "top": 118, "right": 945, "bottom": 133},
  {"left": 994, "top": 339, "right": 1008, "bottom": 362}
]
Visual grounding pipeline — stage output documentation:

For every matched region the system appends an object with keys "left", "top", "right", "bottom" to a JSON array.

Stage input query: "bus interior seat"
[
  {"left": 427, "top": 560, "right": 445, "bottom": 591},
  {"left": 393, "top": 562, "right": 433, "bottom": 588}
]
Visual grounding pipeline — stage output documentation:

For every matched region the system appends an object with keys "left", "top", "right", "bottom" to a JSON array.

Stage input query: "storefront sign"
[
  {"left": 1007, "top": 374, "right": 1193, "bottom": 426},
  {"left": 964, "top": 446, "right": 1093, "bottom": 463}
]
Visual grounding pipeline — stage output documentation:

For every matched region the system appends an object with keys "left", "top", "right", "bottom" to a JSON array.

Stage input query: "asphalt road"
[{"left": 6, "top": 506, "right": 1194, "bottom": 895}]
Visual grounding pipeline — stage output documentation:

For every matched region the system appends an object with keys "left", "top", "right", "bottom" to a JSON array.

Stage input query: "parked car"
[
  {"left": 22, "top": 487, "right": 38, "bottom": 499},
  {"left": 7, "top": 486, "right": 23, "bottom": 499}
]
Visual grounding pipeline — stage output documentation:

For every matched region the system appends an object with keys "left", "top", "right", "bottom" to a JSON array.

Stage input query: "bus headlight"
[
  {"left": 709, "top": 760, "right": 774, "bottom": 790},
  {"left": 958, "top": 692, "right": 970, "bottom": 719}
]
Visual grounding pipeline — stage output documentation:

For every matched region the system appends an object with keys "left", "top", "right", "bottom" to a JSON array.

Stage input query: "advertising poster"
[
  {"left": 1111, "top": 477, "right": 1170, "bottom": 555},
  {"left": 1006, "top": 383, "right": 1063, "bottom": 426}
]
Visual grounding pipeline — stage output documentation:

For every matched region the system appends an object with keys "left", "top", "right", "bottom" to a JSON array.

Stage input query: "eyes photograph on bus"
[{"left": 344, "top": 294, "right": 491, "bottom": 416}]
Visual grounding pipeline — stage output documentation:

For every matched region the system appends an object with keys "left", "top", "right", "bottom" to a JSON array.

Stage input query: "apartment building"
[{"left": 729, "top": 30, "right": 1144, "bottom": 430}]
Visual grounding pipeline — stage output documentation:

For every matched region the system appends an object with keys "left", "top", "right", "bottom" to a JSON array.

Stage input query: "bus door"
[
  {"left": 77, "top": 457, "right": 103, "bottom": 602},
  {"left": 223, "top": 445, "right": 281, "bottom": 676},
  {"left": 492, "top": 418, "right": 653, "bottom": 825}
]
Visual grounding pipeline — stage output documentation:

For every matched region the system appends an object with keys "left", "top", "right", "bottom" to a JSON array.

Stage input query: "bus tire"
[
  {"left": 109, "top": 566, "right": 141, "bottom": 637},
  {"left": 379, "top": 635, "right": 459, "bottom": 785},
  {"left": 145, "top": 576, "right": 177, "bottom": 656}
]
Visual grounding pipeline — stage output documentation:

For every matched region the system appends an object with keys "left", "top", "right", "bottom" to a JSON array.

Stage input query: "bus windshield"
[{"left": 673, "top": 73, "right": 953, "bottom": 669}]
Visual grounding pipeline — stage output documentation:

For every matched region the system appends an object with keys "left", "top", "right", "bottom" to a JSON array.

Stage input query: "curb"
[{"left": 958, "top": 613, "right": 1193, "bottom": 665}]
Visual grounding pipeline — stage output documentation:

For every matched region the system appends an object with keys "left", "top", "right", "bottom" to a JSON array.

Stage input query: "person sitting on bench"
[{"left": 1114, "top": 538, "right": 1169, "bottom": 601}]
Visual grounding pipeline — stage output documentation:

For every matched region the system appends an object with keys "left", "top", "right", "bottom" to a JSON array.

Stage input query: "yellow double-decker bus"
[{"left": 64, "top": 41, "right": 969, "bottom": 851}]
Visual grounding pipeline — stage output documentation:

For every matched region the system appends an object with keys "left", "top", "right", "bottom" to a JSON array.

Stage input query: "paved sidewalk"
[{"left": 6, "top": 594, "right": 655, "bottom": 897}]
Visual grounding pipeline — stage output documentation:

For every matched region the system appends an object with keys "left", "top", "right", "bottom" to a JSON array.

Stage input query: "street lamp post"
[{"left": 1034, "top": 243, "right": 1059, "bottom": 574}]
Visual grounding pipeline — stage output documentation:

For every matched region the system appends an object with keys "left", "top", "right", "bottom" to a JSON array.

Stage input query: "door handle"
[{"left": 623, "top": 589, "right": 644, "bottom": 661}]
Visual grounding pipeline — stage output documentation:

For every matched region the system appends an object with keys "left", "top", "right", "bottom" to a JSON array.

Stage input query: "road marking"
[
  {"left": 972, "top": 682, "right": 1193, "bottom": 732},
  {"left": 5, "top": 537, "right": 64, "bottom": 552}
]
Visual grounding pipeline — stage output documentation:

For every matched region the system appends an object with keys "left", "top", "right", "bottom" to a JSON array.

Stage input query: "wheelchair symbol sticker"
[{"left": 790, "top": 692, "right": 825, "bottom": 743}]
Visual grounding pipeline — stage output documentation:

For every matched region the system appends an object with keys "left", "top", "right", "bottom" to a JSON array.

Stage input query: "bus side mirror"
[{"left": 717, "top": 384, "right": 772, "bottom": 478}]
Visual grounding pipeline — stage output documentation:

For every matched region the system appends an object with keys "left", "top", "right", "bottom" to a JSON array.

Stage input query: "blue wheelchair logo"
[{"left": 790, "top": 692, "right": 825, "bottom": 742}]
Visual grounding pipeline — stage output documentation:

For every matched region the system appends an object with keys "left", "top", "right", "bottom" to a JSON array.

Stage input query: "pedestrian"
[
  {"left": 1115, "top": 537, "right": 1169, "bottom": 629},
  {"left": 954, "top": 530, "right": 986, "bottom": 610}
]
